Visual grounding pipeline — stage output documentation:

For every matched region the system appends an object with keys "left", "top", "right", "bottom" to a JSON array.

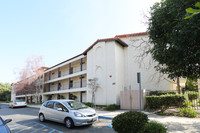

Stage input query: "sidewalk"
[
  {"left": 27, "top": 104, "right": 41, "bottom": 108},
  {"left": 98, "top": 110, "right": 200, "bottom": 133},
  {"left": 28, "top": 104, "right": 200, "bottom": 133}
]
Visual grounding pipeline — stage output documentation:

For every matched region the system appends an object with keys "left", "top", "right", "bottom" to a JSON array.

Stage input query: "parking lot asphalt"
[{"left": 0, "top": 103, "right": 115, "bottom": 133}]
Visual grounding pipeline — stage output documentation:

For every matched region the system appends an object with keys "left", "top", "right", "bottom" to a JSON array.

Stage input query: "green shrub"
[
  {"left": 83, "top": 102, "right": 93, "bottom": 107},
  {"left": 112, "top": 111, "right": 148, "bottom": 133},
  {"left": 105, "top": 104, "right": 119, "bottom": 111},
  {"left": 143, "top": 121, "right": 167, "bottom": 133},
  {"left": 185, "top": 100, "right": 195, "bottom": 107},
  {"left": 197, "top": 100, "right": 200, "bottom": 106},
  {"left": 146, "top": 94, "right": 185, "bottom": 110},
  {"left": 6, "top": 101, "right": 11, "bottom": 103},
  {"left": 178, "top": 107, "right": 197, "bottom": 118},
  {"left": 187, "top": 91, "right": 199, "bottom": 101},
  {"left": 149, "top": 90, "right": 176, "bottom": 96}
]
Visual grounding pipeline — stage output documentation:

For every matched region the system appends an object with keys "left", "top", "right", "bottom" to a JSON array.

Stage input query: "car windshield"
[
  {"left": 14, "top": 100, "right": 24, "bottom": 102},
  {"left": 63, "top": 101, "right": 88, "bottom": 110}
]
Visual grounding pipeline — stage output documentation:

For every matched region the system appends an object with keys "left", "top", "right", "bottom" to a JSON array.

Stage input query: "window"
[
  {"left": 14, "top": 100, "right": 24, "bottom": 102},
  {"left": 69, "top": 80, "right": 73, "bottom": 88},
  {"left": 58, "top": 71, "right": 61, "bottom": 77},
  {"left": 0, "top": 118, "right": 4, "bottom": 126},
  {"left": 58, "top": 83, "right": 61, "bottom": 90},
  {"left": 69, "top": 67, "right": 73, "bottom": 74},
  {"left": 43, "top": 101, "right": 48, "bottom": 107},
  {"left": 46, "top": 101, "right": 54, "bottom": 108},
  {"left": 54, "top": 102, "right": 68, "bottom": 112}
]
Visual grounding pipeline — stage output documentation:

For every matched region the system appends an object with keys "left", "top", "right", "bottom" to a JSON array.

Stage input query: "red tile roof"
[{"left": 115, "top": 32, "right": 148, "bottom": 38}]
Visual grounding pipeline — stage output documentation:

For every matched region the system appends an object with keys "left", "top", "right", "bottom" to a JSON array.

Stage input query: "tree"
[
  {"left": 88, "top": 78, "right": 99, "bottom": 108},
  {"left": 148, "top": 0, "right": 200, "bottom": 83},
  {"left": 0, "top": 83, "right": 11, "bottom": 101},
  {"left": 15, "top": 56, "right": 46, "bottom": 103},
  {"left": 185, "top": 2, "right": 200, "bottom": 19}
]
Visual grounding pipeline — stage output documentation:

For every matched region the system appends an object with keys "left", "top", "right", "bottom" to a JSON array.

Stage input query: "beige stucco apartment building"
[{"left": 12, "top": 32, "right": 177, "bottom": 105}]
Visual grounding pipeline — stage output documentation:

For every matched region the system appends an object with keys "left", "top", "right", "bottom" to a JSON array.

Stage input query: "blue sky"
[{"left": 0, "top": 0, "right": 160, "bottom": 83}]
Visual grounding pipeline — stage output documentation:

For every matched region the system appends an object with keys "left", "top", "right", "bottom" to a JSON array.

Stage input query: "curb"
[
  {"left": 27, "top": 105, "right": 41, "bottom": 109},
  {"left": 98, "top": 116, "right": 113, "bottom": 120}
]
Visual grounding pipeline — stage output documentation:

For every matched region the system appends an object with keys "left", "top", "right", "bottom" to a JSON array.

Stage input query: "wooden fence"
[{"left": 120, "top": 90, "right": 149, "bottom": 110}]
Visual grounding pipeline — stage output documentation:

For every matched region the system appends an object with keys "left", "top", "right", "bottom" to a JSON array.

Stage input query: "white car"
[
  {"left": 9, "top": 100, "right": 27, "bottom": 108},
  {"left": 39, "top": 100, "right": 98, "bottom": 128}
]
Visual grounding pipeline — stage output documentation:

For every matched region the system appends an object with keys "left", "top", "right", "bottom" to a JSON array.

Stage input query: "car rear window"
[
  {"left": 46, "top": 101, "right": 54, "bottom": 108},
  {"left": 14, "top": 100, "right": 24, "bottom": 102}
]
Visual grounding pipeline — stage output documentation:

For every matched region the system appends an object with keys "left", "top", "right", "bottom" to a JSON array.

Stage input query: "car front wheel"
[
  {"left": 39, "top": 114, "right": 45, "bottom": 122},
  {"left": 65, "top": 118, "right": 74, "bottom": 128}
]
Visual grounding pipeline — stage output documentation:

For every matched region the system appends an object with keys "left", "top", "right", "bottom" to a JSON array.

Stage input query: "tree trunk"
[{"left": 177, "top": 77, "right": 181, "bottom": 94}]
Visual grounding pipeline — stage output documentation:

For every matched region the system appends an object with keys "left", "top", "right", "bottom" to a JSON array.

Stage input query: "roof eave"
[{"left": 83, "top": 38, "right": 128, "bottom": 55}]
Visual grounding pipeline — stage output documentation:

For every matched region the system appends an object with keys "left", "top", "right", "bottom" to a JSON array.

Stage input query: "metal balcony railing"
[
  {"left": 73, "top": 66, "right": 81, "bottom": 73},
  {"left": 61, "top": 70, "right": 69, "bottom": 77},
  {"left": 59, "top": 84, "right": 69, "bottom": 90},
  {"left": 44, "top": 64, "right": 87, "bottom": 82},
  {"left": 50, "top": 86, "right": 57, "bottom": 92},
  {"left": 43, "top": 80, "right": 87, "bottom": 93},
  {"left": 51, "top": 74, "right": 58, "bottom": 80},
  {"left": 82, "top": 80, "right": 87, "bottom": 87},
  {"left": 82, "top": 64, "right": 87, "bottom": 71}
]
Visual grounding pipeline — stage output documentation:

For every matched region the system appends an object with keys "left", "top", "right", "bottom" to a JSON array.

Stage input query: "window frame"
[
  {"left": 53, "top": 102, "right": 69, "bottom": 112},
  {"left": 46, "top": 101, "right": 54, "bottom": 109}
]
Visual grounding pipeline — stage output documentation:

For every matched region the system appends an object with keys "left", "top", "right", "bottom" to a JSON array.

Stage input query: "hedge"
[
  {"left": 187, "top": 91, "right": 199, "bottom": 101},
  {"left": 83, "top": 102, "right": 93, "bottom": 107},
  {"left": 105, "top": 104, "right": 120, "bottom": 111},
  {"left": 149, "top": 90, "right": 176, "bottom": 96},
  {"left": 146, "top": 94, "right": 185, "bottom": 110}
]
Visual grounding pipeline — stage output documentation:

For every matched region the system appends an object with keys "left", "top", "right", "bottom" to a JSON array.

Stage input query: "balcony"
[
  {"left": 43, "top": 80, "right": 87, "bottom": 93},
  {"left": 16, "top": 89, "right": 37, "bottom": 96},
  {"left": 61, "top": 70, "right": 69, "bottom": 77},
  {"left": 44, "top": 63, "right": 87, "bottom": 83},
  {"left": 51, "top": 74, "right": 58, "bottom": 80}
]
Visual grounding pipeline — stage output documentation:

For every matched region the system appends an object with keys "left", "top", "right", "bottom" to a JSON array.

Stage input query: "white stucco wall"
[
  {"left": 87, "top": 41, "right": 117, "bottom": 105},
  {"left": 114, "top": 42, "right": 126, "bottom": 104},
  {"left": 86, "top": 35, "right": 171, "bottom": 106},
  {"left": 119, "top": 35, "right": 171, "bottom": 91}
]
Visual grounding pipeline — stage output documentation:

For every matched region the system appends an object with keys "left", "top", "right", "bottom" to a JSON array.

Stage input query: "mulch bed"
[{"left": 148, "top": 107, "right": 200, "bottom": 118}]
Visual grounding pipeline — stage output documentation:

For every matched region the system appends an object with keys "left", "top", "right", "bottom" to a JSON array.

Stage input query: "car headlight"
[{"left": 74, "top": 112, "right": 86, "bottom": 117}]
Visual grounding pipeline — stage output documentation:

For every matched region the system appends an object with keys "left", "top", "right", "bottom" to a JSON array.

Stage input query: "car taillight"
[
  {"left": 25, "top": 102, "right": 27, "bottom": 104},
  {"left": 14, "top": 102, "right": 17, "bottom": 105}
]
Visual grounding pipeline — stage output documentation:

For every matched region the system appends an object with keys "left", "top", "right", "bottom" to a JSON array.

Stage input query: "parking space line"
[
  {"left": 9, "top": 124, "right": 20, "bottom": 129},
  {"left": 31, "top": 126, "right": 46, "bottom": 133},
  {"left": 10, "top": 121, "right": 64, "bottom": 133},
  {"left": 10, "top": 121, "right": 35, "bottom": 130},
  {"left": 48, "top": 129, "right": 55, "bottom": 133},
  {"left": 15, "top": 123, "right": 39, "bottom": 133}
]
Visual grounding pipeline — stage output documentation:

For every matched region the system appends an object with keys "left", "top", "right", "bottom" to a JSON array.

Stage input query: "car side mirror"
[
  {"left": 4, "top": 119, "right": 12, "bottom": 124},
  {"left": 57, "top": 108, "right": 63, "bottom": 111}
]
